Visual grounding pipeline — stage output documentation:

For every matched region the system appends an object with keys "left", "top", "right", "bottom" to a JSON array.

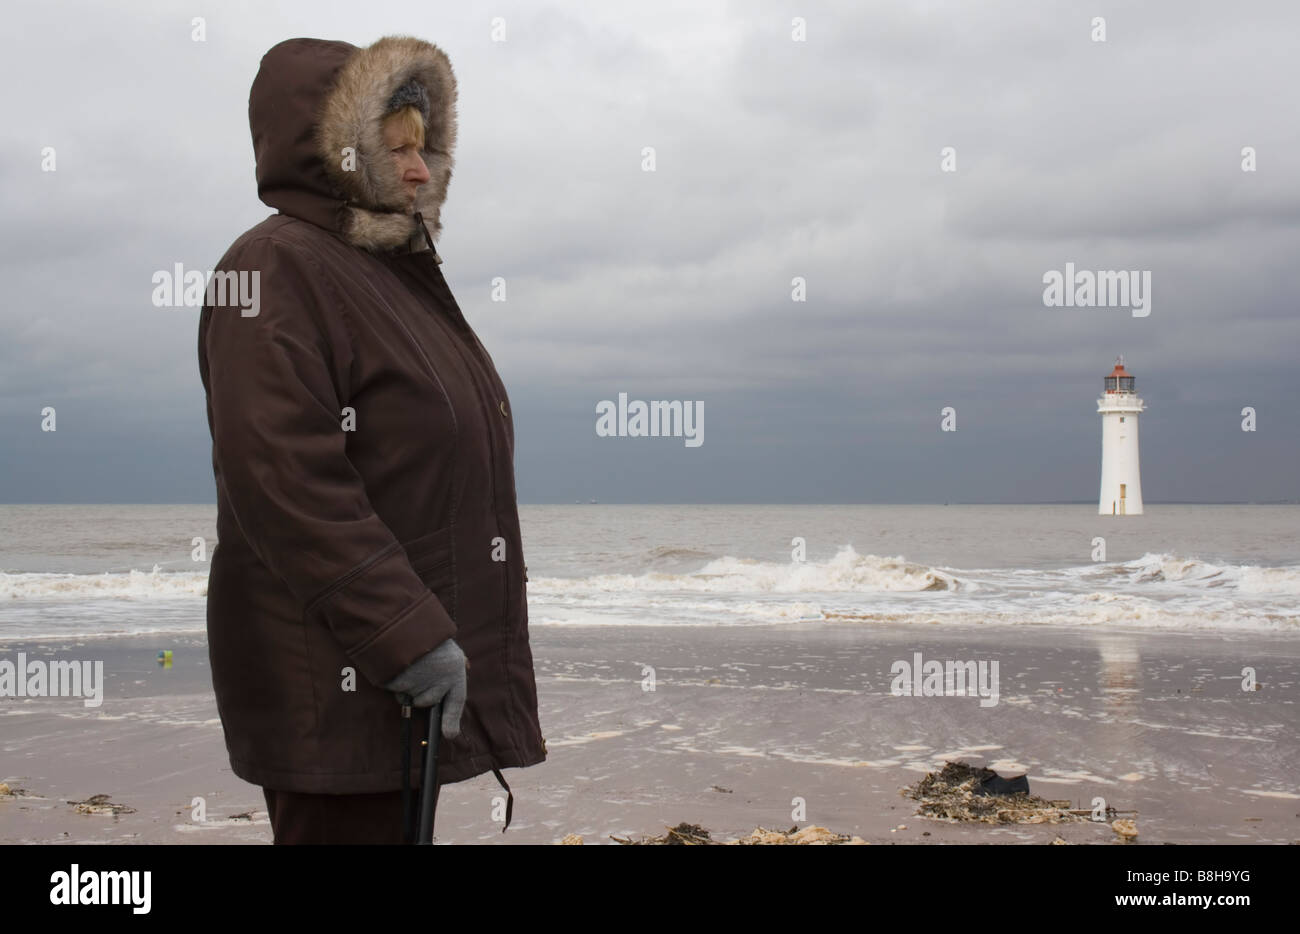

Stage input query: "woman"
[{"left": 197, "top": 35, "right": 546, "bottom": 844}]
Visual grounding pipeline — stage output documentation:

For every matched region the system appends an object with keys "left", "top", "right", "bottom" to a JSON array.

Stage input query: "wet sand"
[{"left": 2, "top": 624, "right": 1296, "bottom": 844}]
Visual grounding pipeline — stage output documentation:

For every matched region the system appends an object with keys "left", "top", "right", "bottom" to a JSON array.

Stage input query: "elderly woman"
[{"left": 197, "top": 35, "right": 545, "bottom": 844}]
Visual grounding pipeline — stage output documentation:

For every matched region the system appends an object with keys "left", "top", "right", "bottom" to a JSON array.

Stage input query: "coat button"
[{"left": 499, "top": 400, "right": 508, "bottom": 417}]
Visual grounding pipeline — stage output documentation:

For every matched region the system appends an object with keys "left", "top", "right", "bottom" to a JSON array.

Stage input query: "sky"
[{"left": 1, "top": 0, "right": 1297, "bottom": 504}]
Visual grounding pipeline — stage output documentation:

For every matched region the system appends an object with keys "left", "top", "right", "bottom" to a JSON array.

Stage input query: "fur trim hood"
[{"left": 249, "top": 35, "right": 457, "bottom": 256}]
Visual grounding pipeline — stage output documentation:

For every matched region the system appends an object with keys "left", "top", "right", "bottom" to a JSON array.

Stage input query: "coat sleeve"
[{"left": 201, "top": 236, "right": 455, "bottom": 688}]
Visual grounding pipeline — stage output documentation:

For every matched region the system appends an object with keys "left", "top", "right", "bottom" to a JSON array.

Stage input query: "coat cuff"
[
  {"left": 351, "top": 591, "right": 457, "bottom": 687},
  {"left": 314, "top": 544, "right": 458, "bottom": 687}
]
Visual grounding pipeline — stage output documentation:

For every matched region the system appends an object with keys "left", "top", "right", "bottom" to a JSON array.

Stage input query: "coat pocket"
[{"left": 400, "top": 525, "right": 455, "bottom": 588}]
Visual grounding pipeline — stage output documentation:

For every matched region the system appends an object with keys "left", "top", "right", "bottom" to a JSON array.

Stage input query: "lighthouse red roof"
[{"left": 1108, "top": 362, "right": 1131, "bottom": 378}]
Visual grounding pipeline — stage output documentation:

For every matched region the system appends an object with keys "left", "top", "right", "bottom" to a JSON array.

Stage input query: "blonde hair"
[{"left": 384, "top": 105, "right": 426, "bottom": 149}]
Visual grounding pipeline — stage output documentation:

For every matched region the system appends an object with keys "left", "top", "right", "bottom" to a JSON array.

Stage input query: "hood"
[{"left": 249, "top": 35, "right": 458, "bottom": 254}]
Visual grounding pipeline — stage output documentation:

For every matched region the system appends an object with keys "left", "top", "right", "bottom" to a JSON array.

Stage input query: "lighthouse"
[{"left": 1097, "top": 356, "right": 1146, "bottom": 516}]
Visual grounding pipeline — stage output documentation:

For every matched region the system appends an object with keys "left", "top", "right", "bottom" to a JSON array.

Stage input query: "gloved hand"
[{"left": 382, "top": 638, "right": 468, "bottom": 739}]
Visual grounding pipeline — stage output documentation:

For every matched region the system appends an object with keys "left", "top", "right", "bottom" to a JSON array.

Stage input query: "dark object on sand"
[{"left": 974, "top": 771, "right": 1031, "bottom": 797}]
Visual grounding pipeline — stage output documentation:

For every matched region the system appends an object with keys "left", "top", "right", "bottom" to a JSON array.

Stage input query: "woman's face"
[{"left": 381, "top": 114, "right": 431, "bottom": 209}]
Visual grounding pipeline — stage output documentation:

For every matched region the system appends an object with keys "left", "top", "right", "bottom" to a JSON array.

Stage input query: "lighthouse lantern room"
[{"left": 1098, "top": 355, "right": 1146, "bottom": 516}]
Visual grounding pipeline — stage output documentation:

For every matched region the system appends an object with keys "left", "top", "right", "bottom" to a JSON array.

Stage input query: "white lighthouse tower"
[{"left": 1098, "top": 356, "right": 1146, "bottom": 516}]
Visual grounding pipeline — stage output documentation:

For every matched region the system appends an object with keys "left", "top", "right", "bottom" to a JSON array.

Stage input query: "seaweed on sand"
[
  {"left": 608, "top": 822, "right": 867, "bottom": 845},
  {"left": 903, "top": 761, "right": 1104, "bottom": 825}
]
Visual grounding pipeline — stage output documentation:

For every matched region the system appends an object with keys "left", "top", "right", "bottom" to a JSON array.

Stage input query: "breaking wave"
[
  {"left": 526, "top": 549, "right": 1300, "bottom": 632},
  {"left": 527, "top": 545, "right": 962, "bottom": 596},
  {"left": 1090, "top": 552, "right": 1300, "bottom": 593},
  {"left": 0, "top": 567, "right": 208, "bottom": 600}
]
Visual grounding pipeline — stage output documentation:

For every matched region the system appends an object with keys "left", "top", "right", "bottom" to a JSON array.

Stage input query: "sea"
[{"left": 0, "top": 504, "right": 1297, "bottom": 641}]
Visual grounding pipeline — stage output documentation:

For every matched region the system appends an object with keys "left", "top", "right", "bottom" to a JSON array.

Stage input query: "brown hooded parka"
[{"left": 197, "top": 35, "right": 545, "bottom": 816}]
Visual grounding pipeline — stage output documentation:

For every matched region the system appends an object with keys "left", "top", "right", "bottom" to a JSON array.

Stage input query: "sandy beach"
[{"left": 2, "top": 623, "right": 1295, "bottom": 844}]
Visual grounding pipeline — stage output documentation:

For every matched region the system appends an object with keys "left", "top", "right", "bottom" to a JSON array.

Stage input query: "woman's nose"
[{"left": 407, "top": 155, "right": 430, "bottom": 184}]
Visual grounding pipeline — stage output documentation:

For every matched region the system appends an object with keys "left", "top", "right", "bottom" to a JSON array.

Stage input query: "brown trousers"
[{"left": 262, "top": 787, "right": 414, "bottom": 845}]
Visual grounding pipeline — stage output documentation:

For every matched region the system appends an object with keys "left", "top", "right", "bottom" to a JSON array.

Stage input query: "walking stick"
[
  {"left": 417, "top": 699, "right": 443, "bottom": 844},
  {"left": 400, "top": 695, "right": 415, "bottom": 844}
]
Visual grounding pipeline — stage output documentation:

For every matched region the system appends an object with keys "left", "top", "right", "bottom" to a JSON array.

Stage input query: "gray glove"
[{"left": 382, "top": 638, "right": 468, "bottom": 739}]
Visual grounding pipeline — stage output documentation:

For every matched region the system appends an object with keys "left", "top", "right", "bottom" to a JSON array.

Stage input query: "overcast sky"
[{"left": 1, "top": 0, "right": 1297, "bottom": 504}]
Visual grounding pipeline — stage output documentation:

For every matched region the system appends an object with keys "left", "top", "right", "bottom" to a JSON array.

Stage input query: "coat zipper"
[
  {"left": 350, "top": 262, "right": 464, "bottom": 593},
  {"left": 412, "top": 215, "right": 522, "bottom": 754},
  {"left": 408, "top": 257, "right": 502, "bottom": 515},
  {"left": 406, "top": 218, "right": 507, "bottom": 558}
]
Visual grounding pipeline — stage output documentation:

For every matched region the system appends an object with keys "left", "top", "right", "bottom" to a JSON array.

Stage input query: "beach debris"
[
  {"left": 158, "top": 650, "right": 173, "bottom": 669},
  {"left": 1111, "top": 819, "right": 1139, "bottom": 841},
  {"left": 734, "top": 828, "right": 791, "bottom": 845},
  {"left": 69, "top": 794, "right": 136, "bottom": 817},
  {"left": 560, "top": 834, "right": 584, "bottom": 845},
  {"left": 711, "top": 785, "right": 733, "bottom": 793},
  {"left": 609, "top": 822, "right": 867, "bottom": 845},
  {"left": 623, "top": 822, "right": 714, "bottom": 844},
  {"left": 903, "top": 761, "right": 1087, "bottom": 824},
  {"left": 0, "top": 783, "right": 12, "bottom": 796},
  {"left": 1049, "top": 835, "right": 1071, "bottom": 845},
  {"left": 736, "top": 825, "right": 868, "bottom": 845}
]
